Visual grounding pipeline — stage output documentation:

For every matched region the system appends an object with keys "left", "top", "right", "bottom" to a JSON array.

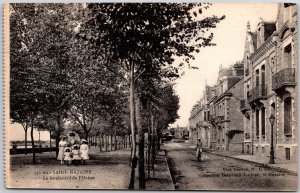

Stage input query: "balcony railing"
[
  {"left": 215, "top": 116, "right": 224, "bottom": 123},
  {"left": 208, "top": 116, "right": 215, "bottom": 122},
  {"left": 240, "top": 100, "right": 250, "bottom": 112},
  {"left": 272, "top": 68, "right": 295, "bottom": 91},
  {"left": 248, "top": 84, "right": 267, "bottom": 102}
]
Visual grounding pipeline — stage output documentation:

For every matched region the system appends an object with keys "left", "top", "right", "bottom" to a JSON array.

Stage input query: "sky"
[
  {"left": 170, "top": 3, "right": 278, "bottom": 128},
  {"left": 8, "top": 3, "right": 279, "bottom": 141}
]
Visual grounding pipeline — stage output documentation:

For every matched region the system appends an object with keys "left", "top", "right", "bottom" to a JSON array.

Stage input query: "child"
[
  {"left": 72, "top": 144, "right": 81, "bottom": 166},
  {"left": 64, "top": 147, "right": 72, "bottom": 166},
  {"left": 80, "top": 139, "right": 89, "bottom": 165}
]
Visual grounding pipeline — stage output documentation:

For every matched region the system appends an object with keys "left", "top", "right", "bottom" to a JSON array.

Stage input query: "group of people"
[{"left": 57, "top": 135, "right": 89, "bottom": 166}]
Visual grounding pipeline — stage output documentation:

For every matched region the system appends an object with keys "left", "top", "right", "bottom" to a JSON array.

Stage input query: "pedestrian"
[
  {"left": 12, "top": 142, "right": 17, "bottom": 154},
  {"left": 72, "top": 143, "right": 81, "bottom": 166},
  {"left": 64, "top": 147, "right": 72, "bottom": 166},
  {"left": 57, "top": 135, "right": 67, "bottom": 164},
  {"left": 80, "top": 139, "right": 89, "bottom": 165},
  {"left": 196, "top": 138, "right": 203, "bottom": 161}
]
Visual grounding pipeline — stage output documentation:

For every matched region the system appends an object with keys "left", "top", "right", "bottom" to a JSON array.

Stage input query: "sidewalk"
[
  {"left": 204, "top": 148, "right": 297, "bottom": 175},
  {"left": 8, "top": 147, "right": 132, "bottom": 189},
  {"left": 143, "top": 150, "right": 175, "bottom": 190}
]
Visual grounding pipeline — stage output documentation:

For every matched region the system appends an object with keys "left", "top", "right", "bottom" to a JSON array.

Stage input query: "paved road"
[{"left": 164, "top": 142, "right": 297, "bottom": 191}]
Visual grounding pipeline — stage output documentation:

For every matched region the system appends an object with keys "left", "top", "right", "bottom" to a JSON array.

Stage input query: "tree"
[
  {"left": 10, "top": 3, "right": 84, "bottom": 156},
  {"left": 79, "top": 3, "right": 224, "bottom": 189}
]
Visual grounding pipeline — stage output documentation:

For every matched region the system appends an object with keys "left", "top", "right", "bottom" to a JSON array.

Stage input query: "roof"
[
  {"left": 264, "top": 22, "right": 277, "bottom": 41},
  {"left": 251, "top": 33, "right": 257, "bottom": 51}
]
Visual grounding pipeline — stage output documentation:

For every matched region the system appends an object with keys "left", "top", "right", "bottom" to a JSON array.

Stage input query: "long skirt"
[
  {"left": 57, "top": 147, "right": 65, "bottom": 160},
  {"left": 81, "top": 151, "right": 89, "bottom": 160}
]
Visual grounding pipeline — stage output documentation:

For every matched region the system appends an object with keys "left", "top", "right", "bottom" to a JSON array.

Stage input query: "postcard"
[{"left": 4, "top": 3, "right": 297, "bottom": 190}]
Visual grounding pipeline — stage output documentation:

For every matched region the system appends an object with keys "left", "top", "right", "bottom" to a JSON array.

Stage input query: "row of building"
[{"left": 188, "top": 3, "right": 297, "bottom": 162}]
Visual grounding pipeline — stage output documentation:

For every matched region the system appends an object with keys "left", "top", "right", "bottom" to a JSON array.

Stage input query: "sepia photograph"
[{"left": 3, "top": 2, "right": 298, "bottom": 190}]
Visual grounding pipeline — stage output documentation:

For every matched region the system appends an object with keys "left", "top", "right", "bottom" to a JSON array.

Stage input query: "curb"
[
  {"left": 161, "top": 149, "right": 176, "bottom": 190},
  {"left": 205, "top": 151, "right": 297, "bottom": 176}
]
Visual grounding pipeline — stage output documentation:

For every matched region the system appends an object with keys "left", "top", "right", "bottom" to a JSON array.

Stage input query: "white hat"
[{"left": 65, "top": 147, "right": 71, "bottom": 151}]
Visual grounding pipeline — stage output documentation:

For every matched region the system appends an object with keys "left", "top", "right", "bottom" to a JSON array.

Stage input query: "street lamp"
[{"left": 269, "top": 114, "right": 275, "bottom": 164}]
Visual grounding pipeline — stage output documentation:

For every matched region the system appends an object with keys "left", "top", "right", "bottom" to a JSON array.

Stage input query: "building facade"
[
  {"left": 189, "top": 4, "right": 297, "bottom": 159},
  {"left": 189, "top": 63, "right": 245, "bottom": 152},
  {"left": 272, "top": 3, "right": 297, "bottom": 162},
  {"left": 241, "top": 3, "right": 297, "bottom": 162},
  {"left": 188, "top": 85, "right": 214, "bottom": 147},
  {"left": 211, "top": 64, "right": 244, "bottom": 151}
]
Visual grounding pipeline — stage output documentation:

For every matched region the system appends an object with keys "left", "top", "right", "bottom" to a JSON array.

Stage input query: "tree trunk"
[
  {"left": 99, "top": 135, "right": 102, "bottom": 152},
  {"left": 49, "top": 131, "right": 52, "bottom": 153},
  {"left": 30, "top": 118, "right": 36, "bottom": 164},
  {"left": 114, "top": 132, "right": 117, "bottom": 150},
  {"left": 136, "top": 94, "right": 146, "bottom": 189},
  {"left": 157, "top": 133, "right": 161, "bottom": 151},
  {"left": 105, "top": 135, "right": 108, "bottom": 151},
  {"left": 82, "top": 124, "right": 89, "bottom": 140},
  {"left": 56, "top": 113, "right": 62, "bottom": 157},
  {"left": 129, "top": 135, "right": 131, "bottom": 147},
  {"left": 24, "top": 128, "right": 28, "bottom": 155},
  {"left": 102, "top": 135, "right": 105, "bottom": 148},
  {"left": 124, "top": 136, "right": 126, "bottom": 148},
  {"left": 147, "top": 117, "right": 151, "bottom": 178},
  {"left": 151, "top": 114, "right": 155, "bottom": 175},
  {"left": 110, "top": 134, "right": 113, "bottom": 151},
  {"left": 128, "top": 65, "right": 137, "bottom": 190}
]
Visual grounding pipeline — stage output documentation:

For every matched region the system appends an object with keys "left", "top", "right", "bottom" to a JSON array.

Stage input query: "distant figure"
[
  {"left": 80, "top": 139, "right": 89, "bottom": 165},
  {"left": 64, "top": 147, "right": 72, "bottom": 166},
  {"left": 12, "top": 142, "right": 17, "bottom": 154},
  {"left": 196, "top": 138, "right": 203, "bottom": 161},
  {"left": 72, "top": 144, "right": 81, "bottom": 166},
  {"left": 57, "top": 136, "right": 67, "bottom": 164}
]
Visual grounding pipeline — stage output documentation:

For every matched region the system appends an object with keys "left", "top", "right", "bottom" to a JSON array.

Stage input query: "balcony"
[
  {"left": 208, "top": 115, "right": 215, "bottom": 123},
  {"left": 240, "top": 100, "right": 250, "bottom": 113},
  {"left": 272, "top": 68, "right": 295, "bottom": 92},
  {"left": 215, "top": 116, "right": 224, "bottom": 123},
  {"left": 248, "top": 84, "right": 267, "bottom": 103}
]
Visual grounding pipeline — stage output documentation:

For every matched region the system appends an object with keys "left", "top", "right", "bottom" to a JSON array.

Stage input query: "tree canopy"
[{"left": 10, "top": 3, "right": 224, "bottom": 187}]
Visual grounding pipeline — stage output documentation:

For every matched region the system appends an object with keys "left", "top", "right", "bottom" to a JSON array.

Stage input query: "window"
[
  {"left": 261, "top": 107, "right": 266, "bottom": 136},
  {"left": 256, "top": 110, "right": 259, "bottom": 137},
  {"left": 247, "top": 85, "right": 250, "bottom": 98},
  {"left": 218, "top": 127, "right": 221, "bottom": 142},
  {"left": 261, "top": 65, "right": 265, "bottom": 93},
  {"left": 285, "top": 148, "right": 291, "bottom": 160},
  {"left": 271, "top": 103, "right": 275, "bottom": 115},
  {"left": 204, "top": 112, "right": 207, "bottom": 121},
  {"left": 284, "top": 97, "right": 292, "bottom": 136},
  {"left": 284, "top": 44, "right": 292, "bottom": 68},
  {"left": 256, "top": 69, "right": 259, "bottom": 87}
]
